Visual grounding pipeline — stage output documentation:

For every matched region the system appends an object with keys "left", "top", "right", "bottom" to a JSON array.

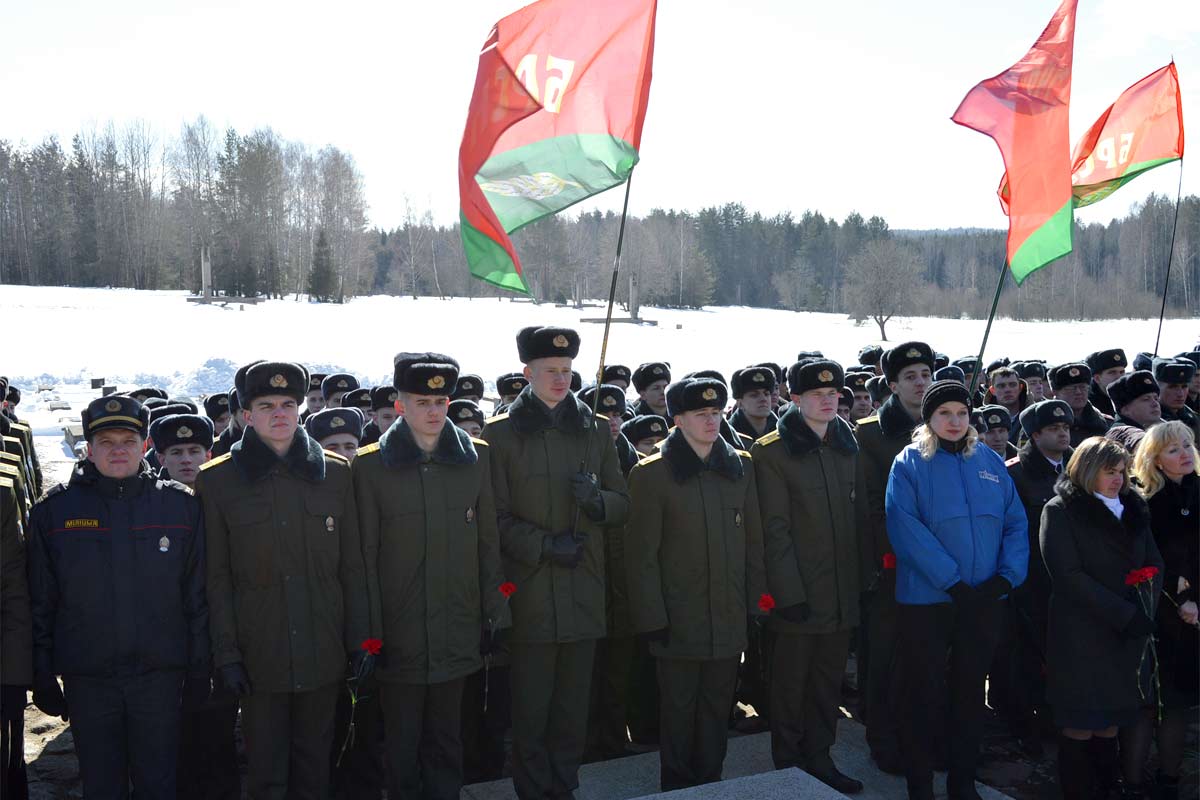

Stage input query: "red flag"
[
  {"left": 953, "top": 0, "right": 1077, "bottom": 284},
  {"left": 1071, "top": 63, "right": 1184, "bottom": 207},
  {"left": 458, "top": 0, "right": 656, "bottom": 294}
]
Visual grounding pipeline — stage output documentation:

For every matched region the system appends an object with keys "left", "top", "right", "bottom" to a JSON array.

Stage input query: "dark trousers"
[
  {"left": 586, "top": 635, "right": 634, "bottom": 761},
  {"left": 624, "top": 639, "right": 659, "bottom": 745},
  {"left": 656, "top": 657, "right": 739, "bottom": 792},
  {"left": 508, "top": 640, "right": 596, "bottom": 800},
  {"left": 737, "top": 621, "right": 772, "bottom": 722},
  {"left": 864, "top": 581, "right": 902, "bottom": 760},
  {"left": 63, "top": 670, "right": 184, "bottom": 800},
  {"left": 178, "top": 695, "right": 241, "bottom": 800},
  {"left": 1, "top": 686, "right": 28, "bottom": 800},
  {"left": 461, "top": 665, "right": 511, "bottom": 783},
  {"left": 896, "top": 600, "right": 1004, "bottom": 791},
  {"left": 331, "top": 689, "right": 383, "bottom": 800},
  {"left": 379, "top": 679, "right": 465, "bottom": 800},
  {"left": 1002, "top": 592, "right": 1048, "bottom": 738},
  {"left": 239, "top": 683, "right": 340, "bottom": 800},
  {"left": 769, "top": 630, "right": 852, "bottom": 773}
]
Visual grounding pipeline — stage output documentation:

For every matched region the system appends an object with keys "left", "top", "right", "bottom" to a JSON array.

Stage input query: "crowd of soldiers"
[{"left": 0, "top": 332, "right": 1198, "bottom": 800}]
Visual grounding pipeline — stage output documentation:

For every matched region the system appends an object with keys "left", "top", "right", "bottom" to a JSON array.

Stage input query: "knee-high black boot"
[{"left": 1057, "top": 735, "right": 1095, "bottom": 800}]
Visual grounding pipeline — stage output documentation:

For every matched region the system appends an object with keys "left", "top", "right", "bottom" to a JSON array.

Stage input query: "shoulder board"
[
  {"left": 756, "top": 429, "right": 781, "bottom": 447},
  {"left": 200, "top": 452, "right": 233, "bottom": 471},
  {"left": 357, "top": 442, "right": 381, "bottom": 457},
  {"left": 0, "top": 475, "right": 13, "bottom": 491},
  {"left": 8, "top": 422, "right": 30, "bottom": 433},
  {"left": 157, "top": 479, "right": 194, "bottom": 495},
  {"left": 1004, "top": 456, "right": 1020, "bottom": 468},
  {"left": 486, "top": 412, "right": 510, "bottom": 424},
  {"left": 638, "top": 451, "right": 664, "bottom": 466},
  {"left": 43, "top": 482, "right": 69, "bottom": 499},
  {"left": 857, "top": 415, "right": 879, "bottom": 425},
  {"left": 470, "top": 437, "right": 489, "bottom": 448},
  {"left": 324, "top": 450, "right": 349, "bottom": 464},
  {"left": 736, "top": 449, "right": 752, "bottom": 460}
]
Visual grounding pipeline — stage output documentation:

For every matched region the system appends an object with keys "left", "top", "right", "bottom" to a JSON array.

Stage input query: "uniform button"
[
  {"left": 284, "top": 575, "right": 290, "bottom": 581},
  {"left": 292, "top": 629, "right": 298, "bottom": 634},
  {"left": 281, "top": 520, "right": 287, "bottom": 527}
]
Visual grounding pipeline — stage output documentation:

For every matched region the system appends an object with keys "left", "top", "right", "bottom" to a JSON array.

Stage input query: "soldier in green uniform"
[
  {"left": 729, "top": 366, "right": 779, "bottom": 441},
  {"left": 196, "top": 361, "right": 371, "bottom": 800},
  {"left": 855, "top": 341, "right": 935, "bottom": 774},
  {"left": 354, "top": 353, "right": 509, "bottom": 800},
  {"left": 1, "top": 470, "right": 31, "bottom": 798},
  {"left": 754, "top": 359, "right": 863, "bottom": 794},
  {"left": 626, "top": 377, "right": 766, "bottom": 791},
  {"left": 631, "top": 362, "right": 670, "bottom": 418},
  {"left": 482, "top": 326, "right": 629, "bottom": 800}
]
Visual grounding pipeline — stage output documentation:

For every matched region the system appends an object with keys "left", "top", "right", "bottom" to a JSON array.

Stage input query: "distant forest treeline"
[{"left": 2, "top": 117, "right": 1197, "bottom": 321}]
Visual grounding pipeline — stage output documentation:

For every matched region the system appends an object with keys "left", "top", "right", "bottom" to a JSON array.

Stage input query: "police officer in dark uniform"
[
  {"left": 1154, "top": 358, "right": 1200, "bottom": 440},
  {"left": 1085, "top": 348, "right": 1127, "bottom": 416},
  {"left": 196, "top": 362, "right": 371, "bottom": 800},
  {"left": 1047, "top": 363, "right": 1112, "bottom": 446},
  {"left": 27, "top": 395, "right": 209, "bottom": 800}
]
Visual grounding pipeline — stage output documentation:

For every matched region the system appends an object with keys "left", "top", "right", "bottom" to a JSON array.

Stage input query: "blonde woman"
[
  {"left": 1129, "top": 421, "right": 1198, "bottom": 800},
  {"left": 885, "top": 380, "right": 1028, "bottom": 800},
  {"left": 1039, "top": 437, "right": 1163, "bottom": 800}
]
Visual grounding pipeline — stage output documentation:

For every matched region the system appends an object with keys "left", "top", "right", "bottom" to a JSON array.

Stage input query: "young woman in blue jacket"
[{"left": 885, "top": 380, "right": 1029, "bottom": 800}]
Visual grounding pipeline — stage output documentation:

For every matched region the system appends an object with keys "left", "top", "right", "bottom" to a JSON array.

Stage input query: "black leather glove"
[
  {"left": 979, "top": 575, "right": 1012, "bottom": 602},
  {"left": 570, "top": 472, "right": 605, "bottom": 522},
  {"left": 32, "top": 674, "right": 67, "bottom": 720},
  {"left": 777, "top": 602, "right": 811, "bottom": 624},
  {"left": 640, "top": 627, "right": 670, "bottom": 647},
  {"left": 183, "top": 672, "right": 212, "bottom": 710},
  {"left": 542, "top": 532, "right": 584, "bottom": 568},
  {"left": 946, "top": 581, "right": 977, "bottom": 607},
  {"left": 1122, "top": 609, "right": 1157, "bottom": 638},
  {"left": 218, "top": 663, "right": 252, "bottom": 697}
]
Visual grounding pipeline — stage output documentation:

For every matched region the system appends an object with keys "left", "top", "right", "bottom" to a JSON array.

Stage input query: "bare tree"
[{"left": 844, "top": 238, "right": 921, "bottom": 341}]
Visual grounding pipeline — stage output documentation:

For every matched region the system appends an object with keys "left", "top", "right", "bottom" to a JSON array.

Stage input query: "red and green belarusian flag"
[
  {"left": 1070, "top": 63, "right": 1184, "bottom": 208},
  {"left": 952, "top": 0, "right": 1078, "bottom": 285},
  {"left": 458, "top": 0, "right": 656, "bottom": 294}
]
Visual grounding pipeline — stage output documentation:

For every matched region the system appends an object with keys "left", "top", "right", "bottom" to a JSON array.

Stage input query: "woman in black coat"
[
  {"left": 1131, "top": 421, "right": 1199, "bottom": 800},
  {"left": 1039, "top": 437, "right": 1164, "bottom": 800}
]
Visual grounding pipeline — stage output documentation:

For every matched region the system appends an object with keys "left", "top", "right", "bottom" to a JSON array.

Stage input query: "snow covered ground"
[{"left": 3, "top": 283, "right": 1196, "bottom": 449}]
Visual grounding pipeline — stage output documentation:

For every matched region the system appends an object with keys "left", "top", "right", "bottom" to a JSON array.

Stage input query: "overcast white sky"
[{"left": 3, "top": 0, "right": 1196, "bottom": 232}]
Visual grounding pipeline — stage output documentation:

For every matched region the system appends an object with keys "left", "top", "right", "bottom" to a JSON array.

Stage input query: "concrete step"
[
  {"left": 628, "top": 768, "right": 842, "bottom": 800},
  {"left": 461, "top": 717, "right": 1015, "bottom": 800}
]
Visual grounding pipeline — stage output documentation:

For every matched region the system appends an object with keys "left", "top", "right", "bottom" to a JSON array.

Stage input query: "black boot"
[
  {"left": 1087, "top": 735, "right": 1119, "bottom": 800},
  {"left": 1153, "top": 772, "right": 1179, "bottom": 800},
  {"left": 906, "top": 776, "right": 935, "bottom": 800},
  {"left": 947, "top": 773, "right": 984, "bottom": 800},
  {"left": 1057, "top": 735, "right": 1094, "bottom": 800}
]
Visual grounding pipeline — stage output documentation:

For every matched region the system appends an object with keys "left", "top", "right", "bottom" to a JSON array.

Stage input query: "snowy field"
[{"left": 2, "top": 283, "right": 1197, "bottom": 446}]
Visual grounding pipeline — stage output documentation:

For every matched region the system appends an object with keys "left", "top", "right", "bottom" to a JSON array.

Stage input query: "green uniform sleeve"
[
  {"left": 593, "top": 427, "right": 630, "bottom": 527},
  {"left": 482, "top": 427, "right": 550, "bottom": 567},
  {"left": 751, "top": 447, "right": 804, "bottom": 608},
  {"left": 196, "top": 471, "right": 243, "bottom": 669},
  {"left": 476, "top": 447, "right": 511, "bottom": 631},
  {"left": 626, "top": 464, "right": 668, "bottom": 633},
  {"left": 742, "top": 460, "right": 768, "bottom": 615},
  {"left": 352, "top": 459, "right": 383, "bottom": 640},
  {"left": 337, "top": 469, "right": 370, "bottom": 654}
]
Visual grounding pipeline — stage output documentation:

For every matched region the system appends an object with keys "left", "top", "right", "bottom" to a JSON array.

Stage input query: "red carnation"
[
  {"left": 499, "top": 581, "right": 517, "bottom": 598},
  {"left": 758, "top": 593, "right": 776, "bottom": 613},
  {"left": 361, "top": 638, "right": 383, "bottom": 656},
  {"left": 1125, "top": 566, "right": 1159, "bottom": 586},
  {"left": 882, "top": 553, "right": 897, "bottom": 570}
]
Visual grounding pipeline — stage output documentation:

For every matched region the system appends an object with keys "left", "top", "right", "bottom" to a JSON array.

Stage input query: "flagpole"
[
  {"left": 1153, "top": 159, "right": 1184, "bottom": 356},
  {"left": 967, "top": 260, "right": 1009, "bottom": 396},
  {"left": 572, "top": 171, "right": 634, "bottom": 539}
]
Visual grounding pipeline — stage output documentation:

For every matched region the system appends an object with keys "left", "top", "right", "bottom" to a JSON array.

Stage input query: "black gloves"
[
  {"left": 32, "top": 674, "right": 67, "bottom": 720},
  {"left": 218, "top": 663, "right": 252, "bottom": 697},
  {"left": 542, "top": 532, "right": 584, "bottom": 568},
  {"left": 946, "top": 582, "right": 977, "bottom": 606},
  {"left": 777, "top": 602, "right": 811, "bottom": 624},
  {"left": 641, "top": 628, "right": 670, "bottom": 647},
  {"left": 183, "top": 672, "right": 212, "bottom": 710},
  {"left": 1122, "top": 609, "right": 1157, "bottom": 638},
  {"left": 978, "top": 575, "right": 1012, "bottom": 601},
  {"left": 570, "top": 472, "right": 606, "bottom": 522}
]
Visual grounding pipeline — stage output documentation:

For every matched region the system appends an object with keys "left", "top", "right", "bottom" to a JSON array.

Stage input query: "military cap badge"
[
  {"left": 650, "top": 422, "right": 663, "bottom": 432},
  {"left": 1069, "top": 367, "right": 1080, "bottom": 377},
  {"left": 1114, "top": 354, "right": 1123, "bottom": 363},
  {"left": 819, "top": 370, "right": 834, "bottom": 382},
  {"left": 428, "top": 375, "right": 446, "bottom": 389},
  {"left": 218, "top": 397, "right": 229, "bottom": 406},
  {"left": 337, "top": 379, "right": 349, "bottom": 388},
  {"left": 177, "top": 426, "right": 193, "bottom": 437},
  {"left": 752, "top": 372, "right": 765, "bottom": 383},
  {"left": 1053, "top": 407, "right": 1065, "bottom": 417},
  {"left": 988, "top": 414, "right": 1002, "bottom": 425},
  {"left": 270, "top": 374, "right": 288, "bottom": 388},
  {"left": 388, "top": 391, "right": 398, "bottom": 402},
  {"left": 553, "top": 334, "right": 569, "bottom": 348},
  {"left": 458, "top": 408, "right": 472, "bottom": 419},
  {"left": 906, "top": 348, "right": 921, "bottom": 358},
  {"left": 602, "top": 395, "right": 617, "bottom": 407},
  {"left": 331, "top": 417, "right": 345, "bottom": 428},
  {"left": 653, "top": 365, "right": 665, "bottom": 375},
  {"left": 702, "top": 388, "right": 718, "bottom": 401},
  {"left": 105, "top": 399, "right": 122, "bottom": 412}
]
